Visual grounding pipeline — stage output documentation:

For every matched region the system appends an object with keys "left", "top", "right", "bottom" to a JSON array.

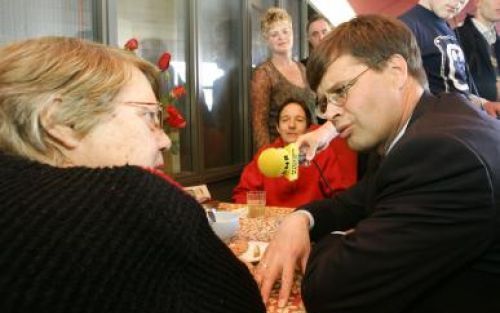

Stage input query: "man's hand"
[
  {"left": 483, "top": 101, "right": 500, "bottom": 118},
  {"left": 295, "top": 121, "right": 338, "bottom": 161},
  {"left": 254, "top": 213, "right": 311, "bottom": 308}
]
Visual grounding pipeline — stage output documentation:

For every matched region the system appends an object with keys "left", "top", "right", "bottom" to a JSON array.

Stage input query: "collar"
[
  {"left": 384, "top": 90, "right": 433, "bottom": 156},
  {"left": 472, "top": 17, "right": 497, "bottom": 45},
  {"left": 385, "top": 116, "right": 411, "bottom": 156}
]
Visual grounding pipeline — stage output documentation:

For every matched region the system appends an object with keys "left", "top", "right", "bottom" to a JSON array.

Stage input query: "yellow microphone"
[{"left": 257, "top": 143, "right": 302, "bottom": 181}]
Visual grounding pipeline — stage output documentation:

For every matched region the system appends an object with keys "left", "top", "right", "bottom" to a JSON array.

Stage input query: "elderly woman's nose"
[{"left": 159, "top": 131, "right": 172, "bottom": 150}]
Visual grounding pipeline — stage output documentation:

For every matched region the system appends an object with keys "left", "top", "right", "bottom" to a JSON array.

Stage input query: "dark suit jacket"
[
  {"left": 457, "top": 15, "right": 500, "bottom": 101},
  {"left": 301, "top": 92, "right": 500, "bottom": 313}
]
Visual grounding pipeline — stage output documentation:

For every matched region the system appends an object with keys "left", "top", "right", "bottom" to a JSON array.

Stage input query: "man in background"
[
  {"left": 457, "top": 0, "right": 500, "bottom": 101},
  {"left": 301, "top": 14, "right": 333, "bottom": 65},
  {"left": 400, "top": 0, "right": 500, "bottom": 116}
]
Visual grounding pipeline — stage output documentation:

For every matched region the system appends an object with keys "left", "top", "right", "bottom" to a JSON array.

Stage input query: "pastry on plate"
[{"left": 228, "top": 239, "right": 249, "bottom": 256}]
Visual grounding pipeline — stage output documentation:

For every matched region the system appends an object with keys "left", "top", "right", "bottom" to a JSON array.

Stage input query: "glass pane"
[
  {"left": 250, "top": 0, "right": 276, "bottom": 67},
  {"left": 115, "top": 0, "right": 191, "bottom": 175},
  {"left": 197, "top": 0, "right": 245, "bottom": 169},
  {"left": 0, "top": 0, "right": 95, "bottom": 44},
  {"left": 283, "top": 0, "right": 301, "bottom": 60}
]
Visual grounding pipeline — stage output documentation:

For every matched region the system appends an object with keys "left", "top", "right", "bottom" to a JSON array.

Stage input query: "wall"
[{"left": 348, "top": 0, "right": 416, "bottom": 17}]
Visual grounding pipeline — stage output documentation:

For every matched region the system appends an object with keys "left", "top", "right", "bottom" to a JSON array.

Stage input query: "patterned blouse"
[{"left": 251, "top": 60, "right": 316, "bottom": 150}]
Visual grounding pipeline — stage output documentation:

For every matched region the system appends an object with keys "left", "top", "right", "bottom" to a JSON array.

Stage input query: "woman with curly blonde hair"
[{"left": 251, "top": 7, "right": 316, "bottom": 150}]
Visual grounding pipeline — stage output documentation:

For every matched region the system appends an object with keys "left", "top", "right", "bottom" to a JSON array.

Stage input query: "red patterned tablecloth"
[{"left": 217, "top": 203, "right": 306, "bottom": 313}]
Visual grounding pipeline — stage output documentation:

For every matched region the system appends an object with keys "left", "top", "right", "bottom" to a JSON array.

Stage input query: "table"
[{"left": 217, "top": 202, "right": 306, "bottom": 313}]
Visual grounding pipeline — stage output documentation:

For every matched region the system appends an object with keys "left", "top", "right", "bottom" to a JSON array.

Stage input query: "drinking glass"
[{"left": 246, "top": 191, "right": 266, "bottom": 218}]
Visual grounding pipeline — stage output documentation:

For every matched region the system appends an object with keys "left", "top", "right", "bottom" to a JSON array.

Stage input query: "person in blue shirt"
[{"left": 400, "top": 0, "right": 500, "bottom": 117}]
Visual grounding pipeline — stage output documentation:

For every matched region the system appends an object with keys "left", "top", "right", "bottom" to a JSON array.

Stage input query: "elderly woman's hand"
[{"left": 254, "top": 212, "right": 311, "bottom": 308}]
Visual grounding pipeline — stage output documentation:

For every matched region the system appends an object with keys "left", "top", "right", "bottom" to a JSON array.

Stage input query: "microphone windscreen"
[{"left": 257, "top": 148, "right": 287, "bottom": 178}]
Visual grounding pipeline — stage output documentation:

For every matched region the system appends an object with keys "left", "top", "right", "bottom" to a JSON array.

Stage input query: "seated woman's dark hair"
[{"left": 276, "top": 97, "right": 313, "bottom": 128}]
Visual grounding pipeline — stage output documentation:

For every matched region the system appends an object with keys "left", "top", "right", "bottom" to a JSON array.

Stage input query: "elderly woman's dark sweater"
[{"left": 0, "top": 153, "right": 265, "bottom": 313}]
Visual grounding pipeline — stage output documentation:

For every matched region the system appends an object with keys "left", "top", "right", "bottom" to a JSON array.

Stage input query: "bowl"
[{"left": 209, "top": 211, "right": 240, "bottom": 242}]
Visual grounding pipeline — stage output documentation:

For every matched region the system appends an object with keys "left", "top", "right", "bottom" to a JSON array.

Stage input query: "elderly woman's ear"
[{"left": 40, "top": 99, "right": 80, "bottom": 150}]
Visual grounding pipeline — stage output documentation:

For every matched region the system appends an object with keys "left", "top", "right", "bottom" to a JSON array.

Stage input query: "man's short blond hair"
[
  {"left": 0, "top": 36, "right": 159, "bottom": 165},
  {"left": 261, "top": 7, "right": 292, "bottom": 37}
]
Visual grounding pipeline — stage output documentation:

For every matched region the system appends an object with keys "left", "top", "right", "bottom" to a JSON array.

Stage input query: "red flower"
[
  {"left": 158, "top": 52, "right": 171, "bottom": 72},
  {"left": 165, "top": 104, "right": 186, "bottom": 128},
  {"left": 170, "top": 85, "right": 186, "bottom": 99},
  {"left": 124, "top": 38, "right": 138, "bottom": 51}
]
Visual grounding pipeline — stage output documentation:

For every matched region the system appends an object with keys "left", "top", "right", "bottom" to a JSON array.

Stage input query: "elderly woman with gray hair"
[{"left": 0, "top": 37, "right": 264, "bottom": 313}]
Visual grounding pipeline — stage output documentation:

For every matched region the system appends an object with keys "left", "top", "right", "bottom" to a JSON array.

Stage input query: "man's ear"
[
  {"left": 386, "top": 54, "right": 408, "bottom": 89},
  {"left": 40, "top": 101, "right": 80, "bottom": 149}
]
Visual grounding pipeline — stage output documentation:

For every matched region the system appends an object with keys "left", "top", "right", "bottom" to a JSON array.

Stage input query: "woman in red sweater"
[{"left": 233, "top": 98, "right": 357, "bottom": 208}]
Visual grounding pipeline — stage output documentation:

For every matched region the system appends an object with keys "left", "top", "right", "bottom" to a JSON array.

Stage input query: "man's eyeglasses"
[
  {"left": 317, "top": 67, "right": 371, "bottom": 114},
  {"left": 122, "top": 101, "right": 164, "bottom": 130}
]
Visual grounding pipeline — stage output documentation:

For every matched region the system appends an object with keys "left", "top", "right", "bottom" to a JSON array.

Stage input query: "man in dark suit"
[
  {"left": 255, "top": 15, "right": 500, "bottom": 313},
  {"left": 457, "top": 0, "right": 500, "bottom": 101}
]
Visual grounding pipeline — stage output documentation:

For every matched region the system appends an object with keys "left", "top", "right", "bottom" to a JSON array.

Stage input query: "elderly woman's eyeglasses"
[
  {"left": 122, "top": 101, "right": 164, "bottom": 130},
  {"left": 317, "top": 67, "right": 371, "bottom": 114}
]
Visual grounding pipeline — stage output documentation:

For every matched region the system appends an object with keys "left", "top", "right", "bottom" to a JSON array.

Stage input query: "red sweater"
[{"left": 232, "top": 135, "right": 357, "bottom": 208}]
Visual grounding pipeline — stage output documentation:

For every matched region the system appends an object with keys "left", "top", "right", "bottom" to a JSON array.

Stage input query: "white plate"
[{"left": 239, "top": 241, "right": 269, "bottom": 263}]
